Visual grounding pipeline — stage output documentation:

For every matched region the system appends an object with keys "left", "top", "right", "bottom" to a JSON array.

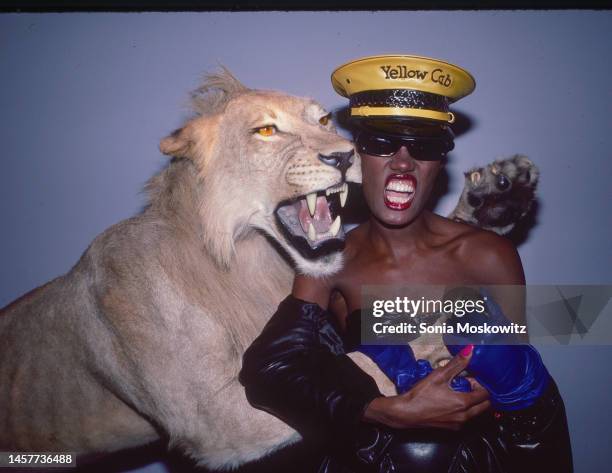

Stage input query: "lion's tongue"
[{"left": 298, "top": 197, "right": 332, "bottom": 234}]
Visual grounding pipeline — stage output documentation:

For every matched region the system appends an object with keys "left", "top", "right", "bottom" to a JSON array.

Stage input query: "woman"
[{"left": 240, "top": 55, "right": 572, "bottom": 472}]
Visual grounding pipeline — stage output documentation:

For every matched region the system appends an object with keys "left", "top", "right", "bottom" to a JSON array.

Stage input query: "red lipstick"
[{"left": 383, "top": 174, "right": 417, "bottom": 210}]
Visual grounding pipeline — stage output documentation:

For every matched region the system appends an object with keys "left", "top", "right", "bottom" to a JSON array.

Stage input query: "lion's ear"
[
  {"left": 160, "top": 125, "right": 193, "bottom": 158},
  {"left": 160, "top": 117, "right": 219, "bottom": 167}
]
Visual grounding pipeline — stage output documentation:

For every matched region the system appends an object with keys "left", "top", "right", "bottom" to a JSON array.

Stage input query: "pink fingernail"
[{"left": 459, "top": 345, "right": 474, "bottom": 357}]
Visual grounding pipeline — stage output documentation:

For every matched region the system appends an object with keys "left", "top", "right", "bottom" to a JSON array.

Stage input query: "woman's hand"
[{"left": 363, "top": 347, "right": 491, "bottom": 430}]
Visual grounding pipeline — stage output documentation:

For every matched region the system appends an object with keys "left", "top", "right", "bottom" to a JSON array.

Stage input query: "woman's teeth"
[
  {"left": 386, "top": 179, "right": 415, "bottom": 193},
  {"left": 384, "top": 177, "right": 416, "bottom": 207},
  {"left": 386, "top": 194, "right": 411, "bottom": 204}
]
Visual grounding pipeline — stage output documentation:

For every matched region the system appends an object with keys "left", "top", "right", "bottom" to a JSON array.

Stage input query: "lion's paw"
[{"left": 449, "top": 155, "right": 539, "bottom": 235}]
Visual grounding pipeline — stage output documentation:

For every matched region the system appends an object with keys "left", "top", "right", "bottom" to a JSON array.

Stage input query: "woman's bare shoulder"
[
  {"left": 428, "top": 214, "right": 525, "bottom": 284},
  {"left": 454, "top": 227, "right": 524, "bottom": 284}
]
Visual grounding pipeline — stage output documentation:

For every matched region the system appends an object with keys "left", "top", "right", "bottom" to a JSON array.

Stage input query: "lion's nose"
[{"left": 318, "top": 150, "right": 354, "bottom": 176}]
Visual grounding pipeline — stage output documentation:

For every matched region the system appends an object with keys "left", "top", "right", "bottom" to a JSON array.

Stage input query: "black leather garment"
[
  {"left": 239, "top": 296, "right": 573, "bottom": 472},
  {"left": 240, "top": 295, "right": 382, "bottom": 443}
]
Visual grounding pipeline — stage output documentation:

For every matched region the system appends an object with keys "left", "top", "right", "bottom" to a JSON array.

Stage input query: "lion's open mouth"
[{"left": 275, "top": 183, "right": 349, "bottom": 259}]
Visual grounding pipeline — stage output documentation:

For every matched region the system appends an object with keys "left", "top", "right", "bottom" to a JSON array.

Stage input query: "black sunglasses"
[{"left": 356, "top": 132, "right": 454, "bottom": 161}]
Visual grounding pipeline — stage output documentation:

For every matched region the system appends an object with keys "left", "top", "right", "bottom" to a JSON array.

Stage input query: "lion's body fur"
[
  {"left": 0, "top": 157, "right": 302, "bottom": 467},
  {"left": 0, "top": 70, "right": 359, "bottom": 468}
]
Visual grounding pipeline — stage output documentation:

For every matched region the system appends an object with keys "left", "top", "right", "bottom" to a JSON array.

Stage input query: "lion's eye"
[
  {"left": 319, "top": 114, "right": 331, "bottom": 126},
  {"left": 255, "top": 125, "right": 277, "bottom": 137}
]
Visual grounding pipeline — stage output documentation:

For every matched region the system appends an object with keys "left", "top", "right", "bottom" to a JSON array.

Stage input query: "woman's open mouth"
[{"left": 384, "top": 174, "right": 417, "bottom": 210}]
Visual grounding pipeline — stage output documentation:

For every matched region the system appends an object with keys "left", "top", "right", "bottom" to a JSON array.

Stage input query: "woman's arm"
[
  {"left": 241, "top": 274, "right": 491, "bottom": 431},
  {"left": 239, "top": 292, "right": 398, "bottom": 470},
  {"left": 239, "top": 292, "right": 382, "bottom": 440},
  {"left": 239, "top": 290, "right": 491, "bottom": 473}
]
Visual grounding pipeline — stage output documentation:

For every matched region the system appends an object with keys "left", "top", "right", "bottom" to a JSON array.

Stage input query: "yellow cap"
[{"left": 331, "top": 54, "right": 476, "bottom": 124}]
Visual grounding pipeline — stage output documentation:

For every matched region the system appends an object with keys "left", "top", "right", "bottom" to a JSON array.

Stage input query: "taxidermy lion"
[{"left": 0, "top": 69, "right": 538, "bottom": 469}]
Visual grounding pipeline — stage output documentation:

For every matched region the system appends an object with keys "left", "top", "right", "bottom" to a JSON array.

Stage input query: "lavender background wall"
[{"left": 1, "top": 11, "right": 611, "bottom": 472}]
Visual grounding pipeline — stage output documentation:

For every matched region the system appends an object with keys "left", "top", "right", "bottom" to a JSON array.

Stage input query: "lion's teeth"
[
  {"left": 326, "top": 185, "right": 342, "bottom": 196},
  {"left": 306, "top": 192, "right": 317, "bottom": 217},
  {"left": 340, "top": 183, "right": 348, "bottom": 207},
  {"left": 330, "top": 216, "right": 341, "bottom": 237},
  {"left": 308, "top": 222, "right": 316, "bottom": 241}
]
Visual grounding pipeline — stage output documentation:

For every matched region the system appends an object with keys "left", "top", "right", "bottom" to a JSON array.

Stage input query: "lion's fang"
[
  {"left": 306, "top": 193, "right": 317, "bottom": 217},
  {"left": 340, "top": 184, "right": 348, "bottom": 207},
  {"left": 330, "top": 216, "right": 341, "bottom": 237},
  {"left": 308, "top": 222, "right": 317, "bottom": 241}
]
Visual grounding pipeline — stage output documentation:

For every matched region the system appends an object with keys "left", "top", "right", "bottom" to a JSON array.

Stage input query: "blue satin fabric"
[
  {"left": 357, "top": 345, "right": 471, "bottom": 394},
  {"left": 444, "top": 293, "right": 550, "bottom": 411}
]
